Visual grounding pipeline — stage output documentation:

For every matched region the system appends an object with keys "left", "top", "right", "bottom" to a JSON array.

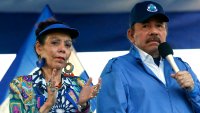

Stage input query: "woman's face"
[{"left": 36, "top": 32, "right": 72, "bottom": 70}]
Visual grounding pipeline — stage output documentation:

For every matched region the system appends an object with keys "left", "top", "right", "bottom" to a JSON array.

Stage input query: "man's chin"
[{"left": 147, "top": 47, "right": 159, "bottom": 56}]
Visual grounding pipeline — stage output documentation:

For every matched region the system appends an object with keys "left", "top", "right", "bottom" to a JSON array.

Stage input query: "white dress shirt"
[{"left": 135, "top": 45, "right": 166, "bottom": 85}]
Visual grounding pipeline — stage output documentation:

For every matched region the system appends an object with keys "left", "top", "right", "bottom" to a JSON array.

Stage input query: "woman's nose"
[{"left": 58, "top": 44, "right": 66, "bottom": 53}]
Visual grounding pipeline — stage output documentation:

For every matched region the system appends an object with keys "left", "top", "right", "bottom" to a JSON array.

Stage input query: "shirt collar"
[
  {"left": 134, "top": 45, "right": 153, "bottom": 62},
  {"left": 133, "top": 45, "right": 164, "bottom": 65}
]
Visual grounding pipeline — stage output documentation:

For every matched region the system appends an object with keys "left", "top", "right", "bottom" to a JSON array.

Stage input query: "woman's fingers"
[
  {"left": 85, "top": 77, "right": 92, "bottom": 86},
  {"left": 90, "top": 78, "right": 102, "bottom": 98},
  {"left": 46, "top": 69, "right": 59, "bottom": 94},
  {"left": 51, "top": 69, "right": 57, "bottom": 80}
]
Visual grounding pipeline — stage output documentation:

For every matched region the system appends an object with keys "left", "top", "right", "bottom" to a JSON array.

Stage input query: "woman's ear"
[
  {"left": 35, "top": 41, "right": 42, "bottom": 56},
  {"left": 127, "top": 28, "right": 135, "bottom": 44}
]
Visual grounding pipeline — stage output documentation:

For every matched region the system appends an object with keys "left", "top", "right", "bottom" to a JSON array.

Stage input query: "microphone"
[{"left": 158, "top": 42, "right": 179, "bottom": 73}]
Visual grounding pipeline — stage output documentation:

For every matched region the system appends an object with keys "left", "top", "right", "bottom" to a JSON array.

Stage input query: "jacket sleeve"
[
  {"left": 97, "top": 59, "right": 128, "bottom": 113},
  {"left": 9, "top": 79, "right": 26, "bottom": 113},
  {"left": 185, "top": 66, "right": 200, "bottom": 113},
  {"left": 177, "top": 58, "right": 200, "bottom": 113}
]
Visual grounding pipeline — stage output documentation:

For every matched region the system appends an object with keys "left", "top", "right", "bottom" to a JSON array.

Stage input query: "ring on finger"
[
  {"left": 91, "top": 93, "right": 97, "bottom": 98},
  {"left": 94, "top": 85, "right": 98, "bottom": 90},
  {"left": 47, "top": 81, "right": 52, "bottom": 87},
  {"left": 50, "top": 87, "right": 58, "bottom": 92}
]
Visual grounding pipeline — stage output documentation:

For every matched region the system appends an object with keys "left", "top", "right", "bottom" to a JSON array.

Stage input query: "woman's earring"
[
  {"left": 36, "top": 57, "right": 45, "bottom": 68},
  {"left": 64, "top": 62, "right": 74, "bottom": 76}
]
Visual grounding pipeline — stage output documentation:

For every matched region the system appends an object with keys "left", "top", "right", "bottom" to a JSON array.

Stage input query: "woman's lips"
[{"left": 55, "top": 57, "right": 65, "bottom": 61}]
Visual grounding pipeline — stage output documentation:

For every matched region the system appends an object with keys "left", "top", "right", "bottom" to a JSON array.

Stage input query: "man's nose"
[{"left": 149, "top": 27, "right": 159, "bottom": 35}]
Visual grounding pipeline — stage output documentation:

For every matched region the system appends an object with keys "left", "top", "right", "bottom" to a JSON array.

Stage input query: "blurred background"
[{"left": 1, "top": 0, "right": 200, "bottom": 112}]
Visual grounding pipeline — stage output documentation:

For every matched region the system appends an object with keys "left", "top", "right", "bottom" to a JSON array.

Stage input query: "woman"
[{"left": 9, "top": 18, "right": 101, "bottom": 113}]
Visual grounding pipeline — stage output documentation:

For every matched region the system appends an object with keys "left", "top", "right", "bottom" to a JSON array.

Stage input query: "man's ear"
[
  {"left": 127, "top": 28, "right": 135, "bottom": 44},
  {"left": 35, "top": 41, "right": 42, "bottom": 56}
]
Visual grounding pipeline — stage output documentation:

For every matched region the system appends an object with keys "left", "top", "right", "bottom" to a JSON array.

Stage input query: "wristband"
[{"left": 77, "top": 102, "right": 87, "bottom": 112}]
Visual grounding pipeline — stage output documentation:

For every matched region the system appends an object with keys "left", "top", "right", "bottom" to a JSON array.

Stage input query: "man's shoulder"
[
  {"left": 102, "top": 55, "right": 128, "bottom": 73},
  {"left": 174, "top": 57, "right": 187, "bottom": 64},
  {"left": 174, "top": 57, "right": 192, "bottom": 69}
]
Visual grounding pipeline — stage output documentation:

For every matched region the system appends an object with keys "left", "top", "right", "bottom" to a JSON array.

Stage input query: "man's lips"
[
  {"left": 146, "top": 36, "right": 161, "bottom": 44},
  {"left": 148, "top": 40, "right": 160, "bottom": 44}
]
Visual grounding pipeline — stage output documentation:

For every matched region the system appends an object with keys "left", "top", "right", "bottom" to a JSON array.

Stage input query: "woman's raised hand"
[
  {"left": 39, "top": 69, "right": 58, "bottom": 113},
  {"left": 78, "top": 77, "right": 101, "bottom": 105},
  {"left": 45, "top": 69, "right": 58, "bottom": 107}
]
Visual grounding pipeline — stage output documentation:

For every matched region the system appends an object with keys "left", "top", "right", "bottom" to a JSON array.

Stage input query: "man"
[{"left": 97, "top": 1, "right": 200, "bottom": 113}]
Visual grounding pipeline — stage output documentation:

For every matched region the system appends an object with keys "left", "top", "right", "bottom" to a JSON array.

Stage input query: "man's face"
[{"left": 128, "top": 18, "right": 167, "bottom": 57}]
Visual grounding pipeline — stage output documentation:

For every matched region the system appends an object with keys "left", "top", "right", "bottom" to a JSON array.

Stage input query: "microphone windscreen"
[{"left": 158, "top": 42, "right": 173, "bottom": 58}]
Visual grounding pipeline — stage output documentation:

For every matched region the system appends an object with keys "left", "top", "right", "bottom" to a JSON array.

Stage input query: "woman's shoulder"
[
  {"left": 10, "top": 75, "right": 33, "bottom": 91},
  {"left": 9, "top": 75, "right": 33, "bottom": 96},
  {"left": 11, "top": 75, "right": 33, "bottom": 84}
]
